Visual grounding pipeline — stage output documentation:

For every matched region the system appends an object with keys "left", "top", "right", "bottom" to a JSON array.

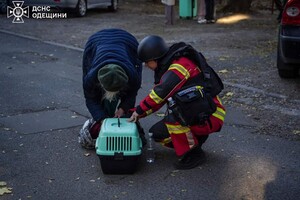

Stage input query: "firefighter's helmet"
[{"left": 138, "top": 35, "right": 169, "bottom": 62}]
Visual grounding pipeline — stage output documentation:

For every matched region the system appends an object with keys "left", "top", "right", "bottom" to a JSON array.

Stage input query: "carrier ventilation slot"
[{"left": 106, "top": 137, "right": 132, "bottom": 151}]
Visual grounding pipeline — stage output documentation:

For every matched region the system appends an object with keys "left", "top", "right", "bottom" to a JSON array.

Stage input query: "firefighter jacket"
[
  {"left": 136, "top": 48, "right": 226, "bottom": 156},
  {"left": 82, "top": 29, "right": 142, "bottom": 122}
]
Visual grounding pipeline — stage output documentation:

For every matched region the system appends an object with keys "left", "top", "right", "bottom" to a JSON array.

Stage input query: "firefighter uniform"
[{"left": 135, "top": 56, "right": 226, "bottom": 156}]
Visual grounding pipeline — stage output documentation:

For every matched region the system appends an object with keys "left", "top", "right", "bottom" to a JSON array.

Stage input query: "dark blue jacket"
[{"left": 82, "top": 29, "right": 142, "bottom": 121}]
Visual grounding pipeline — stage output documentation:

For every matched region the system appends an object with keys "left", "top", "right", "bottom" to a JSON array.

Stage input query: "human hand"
[
  {"left": 114, "top": 108, "right": 125, "bottom": 118},
  {"left": 128, "top": 111, "right": 139, "bottom": 122}
]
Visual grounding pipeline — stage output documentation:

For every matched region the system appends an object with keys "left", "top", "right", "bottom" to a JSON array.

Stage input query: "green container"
[
  {"left": 179, "top": 0, "right": 197, "bottom": 19},
  {"left": 95, "top": 118, "right": 142, "bottom": 174}
]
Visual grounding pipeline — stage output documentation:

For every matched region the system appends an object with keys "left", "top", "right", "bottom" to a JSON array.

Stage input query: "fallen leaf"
[
  {"left": 293, "top": 130, "right": 300, "bottom": 135},
  {"left": 0, "top": 187, "right": 12, "bottom": 195},
  {"left": 48, "top": 178, "right": 55, "bottom": 183},
  {"left": 156, "top": 113, "right": 165, "bottom": 117},
  {"left": 218, "top": 69, "right": 228, "bottom": 74},
  {"left": 225, "top": 92, "right": 234, "bottom": 97},
  {"left": 0, "top": 182, "right": 7, "bottom": 186}
]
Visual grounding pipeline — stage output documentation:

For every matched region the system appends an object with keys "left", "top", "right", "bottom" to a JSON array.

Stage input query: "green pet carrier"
[{"left": 95, "top": 118, "right": 142, "bottom": 174}]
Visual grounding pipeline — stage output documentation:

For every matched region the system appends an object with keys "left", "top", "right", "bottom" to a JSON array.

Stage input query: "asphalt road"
[
  {"left": 0, "top": 1, "right": 299, "bottom": 199},
  {"left": 0, "top": 26, "right": 300, "bottom": 200}
]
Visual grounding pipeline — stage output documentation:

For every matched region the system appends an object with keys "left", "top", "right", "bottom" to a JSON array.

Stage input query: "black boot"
[
  {"left": 173, "top": 145, "right": 206, "bottom": 170},
  {"left": 197, "top": 135, "right": 209, "bottom": 146}
]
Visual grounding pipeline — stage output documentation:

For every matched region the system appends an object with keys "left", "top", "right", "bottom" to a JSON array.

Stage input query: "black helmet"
[{"left": 138, "top": 35, "right": 169, "bottom": 62}]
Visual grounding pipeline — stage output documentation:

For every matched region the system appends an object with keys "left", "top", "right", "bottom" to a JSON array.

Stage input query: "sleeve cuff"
[{"left": 136, "top": 106, "right": 144, "bottom": 115}]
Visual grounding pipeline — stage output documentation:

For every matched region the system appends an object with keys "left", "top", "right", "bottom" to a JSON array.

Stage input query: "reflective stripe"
[
  {"left": 186, "top": 131, "right": 195, "bottom": 148},
  {"left": 149, "top": 89, "right": 163, "bottom": 104},
  {"left": 212, "top": 107, "right": 226, "bottom": 121},
  {"left": 166, "top": 124, "right": 190, "bottom": 134},
  {"left": 160, "top": 137, "right": 172, "bottom": 145},
  {"left": 169, "top": 64, "right": 190, "bottom": 79},
  {"left": 146, "top": 109, "right": 153, "bottom": 116},
  {"left": 217, "top": 96, "right": 223, "bottom": 106},
  {"left": 217, "top": 107, "right": 225, "bottom": 115},
  {"left": 166, "top": 124, "right": 196, "bottom": 148}
]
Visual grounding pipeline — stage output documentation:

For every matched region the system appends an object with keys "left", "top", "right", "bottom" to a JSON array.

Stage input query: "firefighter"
[{"left": 128, "top": 35, "right": 226, "bottom": 169}]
